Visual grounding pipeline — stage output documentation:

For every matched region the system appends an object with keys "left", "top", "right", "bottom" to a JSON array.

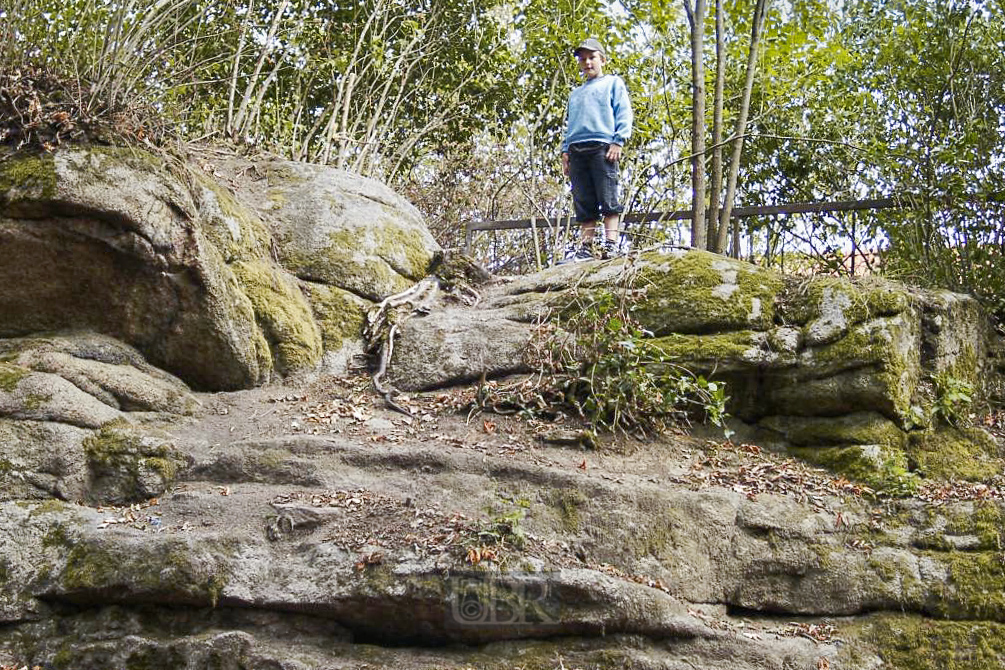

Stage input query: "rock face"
[
  {"left": 387, "top": 250, "right": 998, "bottom": 490},
  {"left": 220, "top": 156, "right": 441, "bottom": 372},
  {"left": 0, "top": 333, "right": 195, "bottom": 504},
  {"left": 2, "top": 394, "right": 1005, "bottom": 669},
  {"left": 2, "top": 144, "right": 1004, "bottom": 668},
  {"left": 0, "top": 147, "right": 440, "bottom": 390}
]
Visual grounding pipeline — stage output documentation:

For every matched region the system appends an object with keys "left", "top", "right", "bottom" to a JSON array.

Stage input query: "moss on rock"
[
  {"left": 779, "top": 276, "right": 910, "bottom": 328},
  {"left": 194, "top": 176, "right": 272, "bottom": 263},
  {"left": 942, "top": 503, "right": 1004, "bottom": 551},
  {"left": 633, "top": 250, "right": 783, "bottom": 335},
  {"left": 907, "top": 425, "right": 1003, "bottom": 481},
  {"left": 789, "top": 443, "right": 919, "bottom": 495},
  {"left": 230, "top": 260, "right": 323, "bottom": 375},
  {"left": 762, "top": 412, "right": 908, "bottom": 449},
  {"left": 852, "top": 613, "right": 1005, "bottom": 670},
  {"left": 83, "top": 421, "right": 186, "bottom": 503},
  {"left": 650, "top": 330, "right": 760, "bottom": 364},
  {"left": 279, "top": 230, "right": 416, "bottom": 302},
  {"left": 0, "top": 153, "right": 58, "bottom": 207},
  {"left": 0, "top": 361, "right": 30, "bottom": 391},
  {"left": 931, "top": 550, "right": 1005, "bottom": 621},
  {"left": 305, "top": 283, "right": 368, "bottom": 353},
  {"left": 542, "top": 488, "right": 587, "bottom": 533},
  {"left": 803, "top": 312, "right": 921, "bottom": 424},
  {"left": 60, "top": 537, "right": 230, "bottom": 607}
]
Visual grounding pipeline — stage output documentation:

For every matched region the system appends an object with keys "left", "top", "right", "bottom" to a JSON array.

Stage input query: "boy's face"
[{"left": 576, "top": 50, "right": 605, "bottom": 80}]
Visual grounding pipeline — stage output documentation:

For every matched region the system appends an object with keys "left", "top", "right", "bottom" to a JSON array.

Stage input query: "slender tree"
[{"left": 683, "top": 0, "right": 707, "bottom": 248}]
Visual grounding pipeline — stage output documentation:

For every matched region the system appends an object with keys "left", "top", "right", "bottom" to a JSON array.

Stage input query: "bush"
[{"left": 549, "top": 289, "right": 728, "bottom": 437}]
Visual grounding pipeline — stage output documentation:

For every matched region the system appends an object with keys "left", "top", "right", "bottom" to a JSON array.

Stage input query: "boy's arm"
[
  {"left": 611, "top": 76, "right": 633, "bottom": 148},
  {"left": 561, "top": 95, "right": 572, "bottom": 175}
]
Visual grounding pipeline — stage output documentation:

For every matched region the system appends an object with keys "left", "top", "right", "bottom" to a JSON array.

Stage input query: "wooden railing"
[{"left": 463, "top": 197, "right": 905, "bottom": 255}]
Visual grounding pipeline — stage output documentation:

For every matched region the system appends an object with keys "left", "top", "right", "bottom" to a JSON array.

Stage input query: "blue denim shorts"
[{"left": 568, "top": 141, "right": 623, "bottom": 223}]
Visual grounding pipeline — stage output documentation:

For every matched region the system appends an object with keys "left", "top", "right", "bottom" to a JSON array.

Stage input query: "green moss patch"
[
  {"left": 278, "top": 223, "right": 435, "bottom": 301},
  {"left": 779, "top": 276, "right": 910, "bottom": 327},
  {"left": 280, "top": 238, "right": 413, "bottom": 302},
  {"left": 945, "top": 504, "right": 1004, "bottom": 551},
  {"left": 195, "top": 176, "right": 272, "bottom": 263},
  {"left": 789, "top": 443, "right": 919, "bottom": 495},
  {"left": 83, "top": 422, "right": 185, "bottom": 503},
  {"left": 762, "top": 412, "right": 907, "bottom": 448},
  {"left": 854, "top": 614, "right": 1005, "bottom": 670},
  {"left": 305, "top": 283, "right": 367, "bottom": 353},
  {"left": 931, "top": 550, "right": 1005, "bottom": 621},
  {"left": 809, "top": 317, "right": 920, "bottom": 423},
  {"left": 651, "top": 330, "right": 760, "bottom": 363},
  {"left": 231, "top": 260, "right": 323, "bottom": 375},
  {"left": 0, "top": 361, "right": 30, "bottom": 392},
  {"left": 907, "top": 425, "right": 1003, "bottom": 481},
  {"left": 542, "top": 488, "right": 586, "bottom": 533},
  {"left": 0, "top": 153, "right": 57, "bottom": 207},
  {"left": 60, "top": 538, "right": 230, "bottom": 607},
  {"left": 633, "top": 250, "right": 783, "bottom": 335}
]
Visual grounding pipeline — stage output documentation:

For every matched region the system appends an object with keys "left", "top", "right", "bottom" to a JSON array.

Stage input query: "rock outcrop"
[
  {"left": 387, "top": 250, "right": 999, "bottom": 491},
  {"left": 0, "top": 333, "right": 195, "bottom": 504},
  {"left": 2, "top": 143, "right": 1004, "bottom": 669},
  {"left": 0, "top": 146, "right": 440, "bottom": 390}
]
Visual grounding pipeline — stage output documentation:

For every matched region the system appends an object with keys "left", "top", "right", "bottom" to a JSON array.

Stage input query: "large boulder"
[
  {"left": 0, "top": 147, "right": 269, "bottom": 390},
  {"left": 386, "top": 249, "right": 999, "bottom": 488},
  {"left": 0, "top": 146, "right": 440, "bottom": 388},
  {"left": 236, "top": 159, "right": 441, "bottom": 302}
]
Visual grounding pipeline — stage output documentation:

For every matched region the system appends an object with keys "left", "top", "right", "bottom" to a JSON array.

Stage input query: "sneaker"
[
  {"left": 557, "top": 243, "right": 596, "bottom": 265},
  {"left": 598, "top": 237, "right": 621, "bottom": 259}
]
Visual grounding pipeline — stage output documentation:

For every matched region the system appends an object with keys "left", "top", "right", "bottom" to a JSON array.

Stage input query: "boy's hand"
[
  {"left": 606, "top": 144, "right": 622, "bottom": 162},
  {"left": 562, "top": 152, "right": 570, "bottom": 176}
]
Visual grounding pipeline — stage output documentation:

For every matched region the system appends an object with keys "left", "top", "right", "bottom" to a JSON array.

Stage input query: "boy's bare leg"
[
  {"left": 580, "top": 221, "right": 598, "bottom": 243},
  {"left": 603, "top": 214, "right": 620, "bottom": 243}
]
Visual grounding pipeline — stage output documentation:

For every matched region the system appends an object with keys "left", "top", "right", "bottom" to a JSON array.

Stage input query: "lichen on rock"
[{"left": 82, "top": 421, "right": 189, "bottom": 504}]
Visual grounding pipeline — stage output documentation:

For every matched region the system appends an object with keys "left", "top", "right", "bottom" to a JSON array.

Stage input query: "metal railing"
[{"left": 462, "top": 198, "right": 904, "bottom": 255}]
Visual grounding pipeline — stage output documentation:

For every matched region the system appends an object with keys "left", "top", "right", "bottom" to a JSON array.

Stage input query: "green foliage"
[
  {"left": 930, "top": 373, "right": 975, "bottom": 427},
  {"left": 908, "top": 372, "right": 976, "bottom": 430},
  {"left": 473, "top": 509, "right": 527, "bottom": 551},
  {"left": 1, "top": 0, "right": 520, "bottom": 182},
  {"left": 551, "top": 289, "right": 729, "bottom": 437}
]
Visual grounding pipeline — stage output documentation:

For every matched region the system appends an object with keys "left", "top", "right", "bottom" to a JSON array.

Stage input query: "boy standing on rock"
[{"left": 560, "top": 37, "right": 633, "bottom": 263}]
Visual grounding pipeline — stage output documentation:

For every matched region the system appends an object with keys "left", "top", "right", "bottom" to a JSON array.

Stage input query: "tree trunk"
[
  {"left": 716, "top": 0, "right": 768, "bottom": 254},
  {"left": 708, "top": 0, "right": 726, "bottom": 252},
  {"left": 684, "top": 0, "right": 708, "bottom": 249}
]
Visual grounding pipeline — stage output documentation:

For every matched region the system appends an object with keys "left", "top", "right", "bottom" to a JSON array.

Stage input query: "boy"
[{"left": 560, "top": 37, "right": 633, "bottom": 263}]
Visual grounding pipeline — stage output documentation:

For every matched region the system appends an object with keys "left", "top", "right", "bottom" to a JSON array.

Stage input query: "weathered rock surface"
[
  {"left": 0, "top": 333, "right": 195, "bottom": 504},
  {"left": 3, "top": 145, "right": 1004, "bottom": 668},
  {"left": 0, "top": 147, "right": 439, "bottom": 390},
  {"left": 0, "top": 148, "right": 269, "bottom": 389},
  {"left": 388, "top": 249, "right": 1000, "bottom": 490},
  {"left": 2, "top": 377, "right": 1005, "bottom": 669},
  {"left": 229, "top": 159, "right": 440, "bottom": 302},
  {"left": 221, "top": 157, "right": 442, "bottom": 373}
]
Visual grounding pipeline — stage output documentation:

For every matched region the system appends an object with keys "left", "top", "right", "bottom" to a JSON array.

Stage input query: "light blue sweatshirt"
[{"left": 561, "top": 74, "right": 633, "bottom": 154}]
